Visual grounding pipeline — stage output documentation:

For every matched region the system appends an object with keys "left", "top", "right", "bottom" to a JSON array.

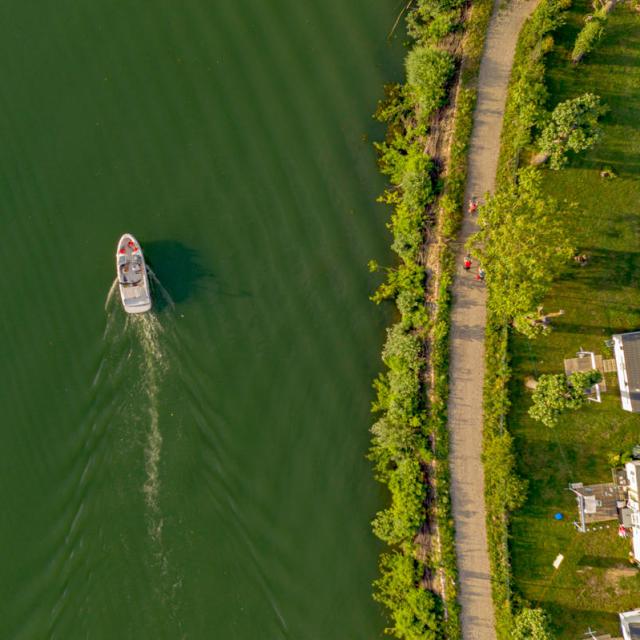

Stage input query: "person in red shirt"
[{"left": 463, "top": 255, "right": 472, "bottom": 271}]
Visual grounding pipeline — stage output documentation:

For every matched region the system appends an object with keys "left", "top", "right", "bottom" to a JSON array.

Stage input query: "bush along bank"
[
  {"left": 426, "top": 0, "right": 494, "bottom": 633},
  {"left": 369, "top": 0, "right": 495, "bottom": 637},
  {"left": 370, "top": 49, "right": 454, "bottom": 640}
]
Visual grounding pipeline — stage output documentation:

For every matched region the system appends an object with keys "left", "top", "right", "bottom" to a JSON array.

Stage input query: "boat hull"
[{"left": 115, "top": 234, "right": 152, "bottom": 314}]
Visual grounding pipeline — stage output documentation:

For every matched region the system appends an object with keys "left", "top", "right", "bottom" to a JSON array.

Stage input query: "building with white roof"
[
  {"left": 612, "top": 332, "right": 640, "bottom": 412},
  {"left": 620, "top": 609, "right": 640, "bottom": 640}
]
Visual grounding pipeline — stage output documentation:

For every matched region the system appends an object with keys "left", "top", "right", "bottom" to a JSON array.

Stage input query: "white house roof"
[
  {"left": 620, "top": 609, "right": 640, "bottom": 640},
  {"left": 613, "top": 332, "right": 640, "bottom": 412}
]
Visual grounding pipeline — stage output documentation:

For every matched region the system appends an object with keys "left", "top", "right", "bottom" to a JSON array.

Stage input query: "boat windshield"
[{"left": 119, "top": 257, "right": 144, "bottom": 286}]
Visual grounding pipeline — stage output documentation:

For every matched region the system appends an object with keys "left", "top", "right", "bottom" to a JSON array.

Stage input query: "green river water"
[{"left": 0, "top": 2, "right": 403, "bottom": 638}]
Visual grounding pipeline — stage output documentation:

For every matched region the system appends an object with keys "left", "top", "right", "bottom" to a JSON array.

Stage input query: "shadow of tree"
[
  {"left": 559, "top": 247, "right": 640, "bottom": 294},
  {"left": 577, "top": 555, "right": 636, "bottom": 569},
  {"left": 537, "top": 601, "right": 623, "bottom": 638}
]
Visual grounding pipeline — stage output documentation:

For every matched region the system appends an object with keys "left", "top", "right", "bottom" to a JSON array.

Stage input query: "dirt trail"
[{"left": 448, "top": 0, "right": 537, "bottom": 638}]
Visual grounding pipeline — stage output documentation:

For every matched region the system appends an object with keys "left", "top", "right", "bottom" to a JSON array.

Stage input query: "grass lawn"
[{"left": 508, "top": 1, "right": 640, "bottom": 637}]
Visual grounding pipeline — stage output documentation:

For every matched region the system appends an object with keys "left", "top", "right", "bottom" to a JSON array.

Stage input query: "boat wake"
[
  {"left": 147, "top": 267, "right": 175, "bottom": 309},
  {"left": 130, "top": 312, "right": 166, "bottom": 543},
  {"left": 98, "top": 259, "right": 185, "bottom": 630},
  {"left": 105, "top": 277, "right": 119, "bottom": 311},
  {"left": 103, "top": 277, "right": 169, "bottom": 545}
]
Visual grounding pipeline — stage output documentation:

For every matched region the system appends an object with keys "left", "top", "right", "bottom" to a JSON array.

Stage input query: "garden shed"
[{"left": 612, "top": 332, "right": 640, "bottom": 412}]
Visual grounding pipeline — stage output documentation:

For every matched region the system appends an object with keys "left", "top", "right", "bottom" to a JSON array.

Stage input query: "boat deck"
[{"left": 116, "top": 233, "right": 151, "bottom": 313}]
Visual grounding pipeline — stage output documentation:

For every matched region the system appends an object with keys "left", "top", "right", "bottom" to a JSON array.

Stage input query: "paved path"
[{"left": 448, "top": 1, "right": 537, "bottom": 638}]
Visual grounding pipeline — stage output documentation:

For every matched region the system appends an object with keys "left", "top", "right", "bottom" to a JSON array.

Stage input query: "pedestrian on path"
[
  {"left": 468, "top": 197, "right": 478, "bottom": 214},
  {"left": 463, "top": 255, "right": 472, "bottom": 271},
  {"left": 476, "top": 266, "right": 485, "bottom": 281}
]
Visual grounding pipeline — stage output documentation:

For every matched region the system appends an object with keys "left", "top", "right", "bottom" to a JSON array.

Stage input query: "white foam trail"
[
  {"left": 104, "top": 277, "right": 119, "bottom": 311},
  {"left": 147, "top": 267, "right": 175, "bottom": 309},
  {"left": 101, "top": 273, "right": 185, "bottom": 625},
  {"left": 132, "top": 313, "right": 166, "bottom": 543},
  {"left": 103, "top": 271, "right": 172, "bottom": 549}
]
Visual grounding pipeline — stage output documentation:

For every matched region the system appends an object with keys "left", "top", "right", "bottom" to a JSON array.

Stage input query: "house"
[
  {"left": 570, "top": 463, "right": 640, "bottom": 562},
  {"left": 619, "top": 609, "right": 640, "bottom": 640},
  {"left": 612, "top": 332, "right": 640, "bottom": 412},
  {"left": 625, "top": 461, "right": 640, "bottom": 563},
  {"left": 570, "top": 482, "right": 622, "bottom": 532}
]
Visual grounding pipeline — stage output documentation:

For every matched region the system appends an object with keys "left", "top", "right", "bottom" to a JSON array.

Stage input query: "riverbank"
[{"left": 368, "top": 0, "right": 496, "bottom": 636}]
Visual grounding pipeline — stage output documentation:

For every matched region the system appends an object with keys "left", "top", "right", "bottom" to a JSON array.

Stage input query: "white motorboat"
[{"left": 116, "top": 233, "right": 152, "bottom": 314}]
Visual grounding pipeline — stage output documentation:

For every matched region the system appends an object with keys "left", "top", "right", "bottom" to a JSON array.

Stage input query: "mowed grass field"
[{"left": 507, "top": 1, "right": 640, "bottom": 637}]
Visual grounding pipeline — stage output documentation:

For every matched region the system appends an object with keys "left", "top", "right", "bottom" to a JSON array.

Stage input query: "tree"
[
  {"left": 467, "top": 167, "right": 574, "bottom": 337},
  {"left": 536, "top": 93, "right": 607, "bottom": 169},
  {"left": 372, "top": 458, "right": 426, "bottom": 545},
  {"left": 406, "top": 0, "right": 464, "bottom": 45},
  {"left": 513, "top": 607, "right": 553, "bottom": 640},
  {"left": 519, "top": 305, "right": 565, "bottom": 332},
  {"left": 571, "top": 13, "right": 607, "bottom": 63},
  {"left": 528, "top": 370, "right": 602, "bottom": 427},
  {"left": 374, "top": 552, "right": 440, "bottom": 640}
]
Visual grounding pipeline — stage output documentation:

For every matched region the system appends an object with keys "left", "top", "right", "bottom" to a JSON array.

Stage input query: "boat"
[{"left": 116, "top": 233, "right": 152, "bottom": 314}]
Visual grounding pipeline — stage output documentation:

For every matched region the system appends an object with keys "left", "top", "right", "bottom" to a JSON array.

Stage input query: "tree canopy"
[
  {"left": 571, "top": 12, "right": 607, "bottom": 63},
  {"left": 374, "top": 552, "right": 440, "bottom": 640},
  {"left": 529, "top": 369, "right": 602, "bottom": 427},
  {"left": 468, "top": 167, "right": 574, "bottom": 337},
  {"left": 537, "top": 93, "right": 607, "bottom": 169}
]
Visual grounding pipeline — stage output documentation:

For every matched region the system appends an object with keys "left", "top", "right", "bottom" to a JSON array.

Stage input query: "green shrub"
[
  {"left": 405, "top": 46, "right": 456, "bottom": 122},
  {"left": 374, "top": 552, "right": 440, "bottom": 640},
  {"left": 483, "top": 431, "right": 528, "bottom": 511},
  {"left": 371, "top": 416, "right": 421, "bottom": 462},
  {"left": 371, "top": 262, "right": 427, "bottom": 330},
  {"left": 401, "top": 151, "right": 435, "bottom": 213},
  {"left": 512, "top": 608, "right": 553, "bottom": 640},
  {"left": 407, "top": 0, "right": 466, "bottom": 43},
  {"left": 372, "top": 458, "right": 427, "bottom": 545},
  {"left": 497, "top": 0, "right": 569, "bottom": 185},
  {"left": 389, "top": 202, "right": 424, "bottom": 263},
  {"left": 376, "top": 130, "right": 427, "bottom": 187},
  {"left": 375, "top": 83, "right": 411, "bottom": 125},
  {"left": 482, "top": 319, "right": 521, "bottom": 638},
  {"left": 571, "top": 13, "right": 607, "bottom": 62}
]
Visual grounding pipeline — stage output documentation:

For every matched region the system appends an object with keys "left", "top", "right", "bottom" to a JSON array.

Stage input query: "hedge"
[{"left": 482, "top": 0, "right": 569, "bottom": 636}]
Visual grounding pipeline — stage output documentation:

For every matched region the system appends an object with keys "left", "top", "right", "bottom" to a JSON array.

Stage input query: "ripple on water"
[{"left": 0, "top": 0, "right": 403, "bottom": 637}]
